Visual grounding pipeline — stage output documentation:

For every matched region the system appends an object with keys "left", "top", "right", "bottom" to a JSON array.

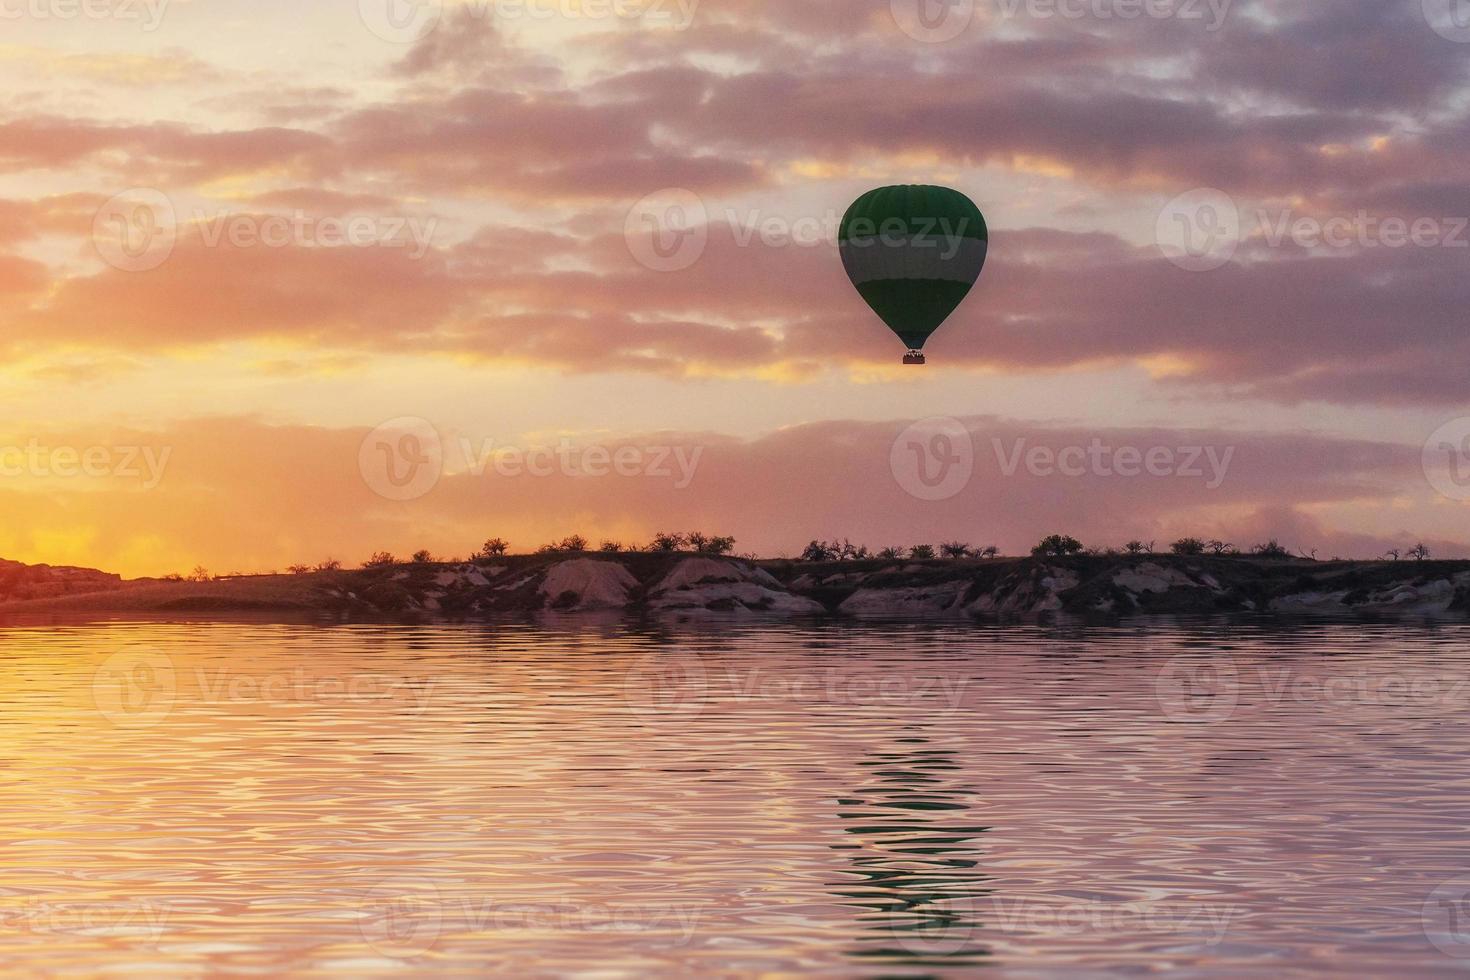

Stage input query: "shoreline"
[{"left": 4, "top": 553, "right": 1469, "bottom": 623}]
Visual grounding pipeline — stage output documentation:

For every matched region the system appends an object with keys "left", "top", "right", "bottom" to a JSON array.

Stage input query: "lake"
[{"left": 3, "top": 618, "right": 1469, "bottom": 976}]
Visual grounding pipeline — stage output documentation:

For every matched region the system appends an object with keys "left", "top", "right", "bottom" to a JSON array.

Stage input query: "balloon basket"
[{"left": 903, "top": 350, "right": 927, "bottom": 366}]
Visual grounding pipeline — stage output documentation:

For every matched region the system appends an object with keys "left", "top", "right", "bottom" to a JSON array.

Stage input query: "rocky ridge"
[
  {"left": 312, "top": 554, "right": 1470, "bottom": 621},
  {"left": 0, "top": 559, "right": 122, "bottom": 603},
  {"left": 6, "top": 553, "right": 1469, "bottom": 621}
]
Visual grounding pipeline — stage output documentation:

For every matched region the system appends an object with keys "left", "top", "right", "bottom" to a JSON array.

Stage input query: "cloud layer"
[{"left": 0, "top": 0, "right": 1465, "bottom": 569}]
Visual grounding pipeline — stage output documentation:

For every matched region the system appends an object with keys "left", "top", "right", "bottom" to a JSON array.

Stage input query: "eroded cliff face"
[
  {"left": 320, "top": 556, "right": 826, "bottom": 618},
  {"left": 802, "top": 557, "right": 1470, "bottom": 620},
  {"left": 315, "top": 554, "right": 1470, "bottom": 621},
  {"left": 9, "top": 553, "right": 1469, "bottom": 621}
]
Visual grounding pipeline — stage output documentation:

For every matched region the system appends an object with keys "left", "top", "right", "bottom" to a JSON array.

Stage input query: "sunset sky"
[{"left": 2, "top": 0, "right": 1468, "bottom": 575}]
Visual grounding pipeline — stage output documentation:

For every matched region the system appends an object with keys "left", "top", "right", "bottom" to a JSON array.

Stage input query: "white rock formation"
[
  {"left": 1112, "top": 563, "right": 1204, "bottom": 595},
  {"left": 840, "top": 581, "right": 970, "bottom": 616},
  {"left": 649, "top": 558, "right": 823, "bottom": 615},
  {"left": 539, "top": 560, "right": 639, "bottom": 611}
]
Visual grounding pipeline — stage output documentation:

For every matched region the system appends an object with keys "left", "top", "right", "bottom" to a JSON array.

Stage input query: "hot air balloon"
[{"left": 839, "top": 185, "right": 988, "bottom": 365}]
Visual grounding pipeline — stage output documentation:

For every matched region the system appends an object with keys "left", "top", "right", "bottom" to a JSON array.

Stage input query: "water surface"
[{"left": 2, "top": 619, "right": 1469, "bottom": 976}]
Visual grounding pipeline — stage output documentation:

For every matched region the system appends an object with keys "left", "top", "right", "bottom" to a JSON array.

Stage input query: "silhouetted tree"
[
  {"left": 705, "top": 536, "right": 737, "bottom": 556},
  {"left": 1170, "top": 538, "right": 1206, "bottom": 556},
  {"left": 1032, "top": 535, "right": 1084, "bottom": 558},
  {"left": 1251, "top": 540, "right": 1292, "bottom": 559},
  {"left": 801, "top": 540, "right": 838, "bottom": 562},
  {"left": 649, "top": 531, "right": 686, "bottom": 552},
  {"left": 940, "top": 541, "right": 972, "bottom": 559},
  {"left": 909, "top": 544, "right": 937, "bottom": 560},
  {"left": 363, "top": 552, "right": 396, "bottom": 568}
]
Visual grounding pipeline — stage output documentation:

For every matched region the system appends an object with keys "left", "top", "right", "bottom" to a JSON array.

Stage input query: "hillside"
[
  {"left": 0, "top": 559, "right": 122, "bottom": 604},
  {"left": 3, "top": 552, "right": 1470, "bottom": 621}
]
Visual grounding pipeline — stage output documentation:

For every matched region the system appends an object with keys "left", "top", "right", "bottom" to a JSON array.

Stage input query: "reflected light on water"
[{"left": 0, "top": 619, "right": 1466, "bottom": 976}]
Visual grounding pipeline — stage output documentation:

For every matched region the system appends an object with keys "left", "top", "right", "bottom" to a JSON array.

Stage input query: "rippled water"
[{"left": 3, "top": 618, "right": 1470, "bottom": 976}]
